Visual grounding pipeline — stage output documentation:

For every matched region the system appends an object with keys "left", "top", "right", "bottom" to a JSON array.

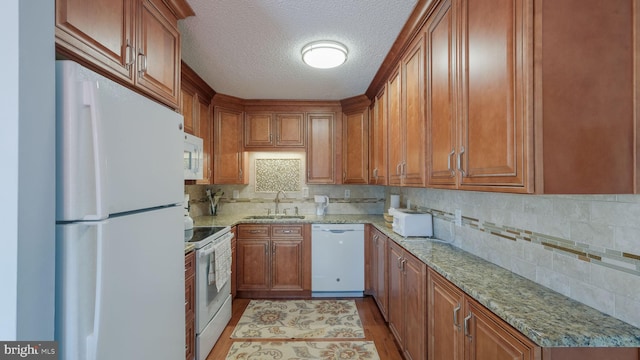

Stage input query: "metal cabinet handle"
[
  {"left": 239, "top": 168, "right": 243, "bottom": 179},
  {"left": 282, "top": 230, "right": 292, "bottom": 233},
  {"left": 464, "top": 312, "right": 473, "bottom": 338},
  {"left": 448, "top": 149, "right": 456, "bottom": 177},
  {"left": 125, "top": 39, "right": 135, "bottom": 69},
  {"left": 457, "top": 146, "right": 466, "bottom": 177},
  {"left": 396, "top": 163, "right": 402, "bottom": 176},
  {"left": 397, "top": 256, "right": 403, "bottom": 269},
  {"left": 402, "top": 161, "right": 407, "bottom": 176},
  {"left": 277, "top": 135, "right": 280, "bottom": 142},
  {"left": 453, "top": 303, "right": 461, "bottom": 329},
  {"left": 137, "top": 49, "right": 147, "bottom": 77},
  {"left": 269, "top": 133, "right": 273, "bottom": 142},
  {"left": 401, "top": 258, "right": 406, "bottom": 271}
]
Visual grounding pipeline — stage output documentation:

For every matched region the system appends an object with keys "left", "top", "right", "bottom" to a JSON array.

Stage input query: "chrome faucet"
[{"left": 274, "top": 190, "right": 286, "bottom": 215}]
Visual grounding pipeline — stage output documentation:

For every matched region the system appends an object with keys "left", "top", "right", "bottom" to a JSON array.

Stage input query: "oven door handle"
[{"left": 198, "top": 244, "right": 215, "bottom": 257}]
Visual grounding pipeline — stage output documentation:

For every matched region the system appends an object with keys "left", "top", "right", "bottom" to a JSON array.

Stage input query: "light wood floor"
[{"left": 205, "top": 296, "right": 405, "bottom": 359}]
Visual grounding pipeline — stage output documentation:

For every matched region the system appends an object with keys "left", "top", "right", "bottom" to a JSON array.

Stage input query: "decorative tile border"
[{"left": 423, "top": 207, "right": 640, "bottom": 277}]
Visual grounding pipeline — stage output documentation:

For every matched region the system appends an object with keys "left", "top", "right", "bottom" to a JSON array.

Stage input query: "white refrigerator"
[{"left": 55, "top": 61, "right": 185, "bottom": 360}]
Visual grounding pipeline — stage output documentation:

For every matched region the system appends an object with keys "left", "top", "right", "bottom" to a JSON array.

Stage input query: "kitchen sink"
[{"left": 243, "top": 215, "right": 305, "bottom": 220}]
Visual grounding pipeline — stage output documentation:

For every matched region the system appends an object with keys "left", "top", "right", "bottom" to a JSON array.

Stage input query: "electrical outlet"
[
  {"left": 455, "top": 209, "right": 462, "bottom": 227},
  {"left": 344, "top": 189, "right": 350, "bottom": 199},
  {"left": 302, "top": 187, "right": 309, "bottom": 198}
]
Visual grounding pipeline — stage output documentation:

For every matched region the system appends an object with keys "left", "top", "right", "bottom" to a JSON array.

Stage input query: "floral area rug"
[
  {"left": 225, "top": 341, "right": 380, "bottom": 360},
  {"left": 230, "top": 300, "right": 365, "bottom": 339}
]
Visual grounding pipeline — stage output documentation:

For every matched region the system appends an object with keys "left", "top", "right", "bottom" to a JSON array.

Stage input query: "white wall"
[
  {"left": 0, "top": 0, "right": 55, "bottom": 340},
  {"left": 0, "top": 0, "right": 21, "bottom": 341}
]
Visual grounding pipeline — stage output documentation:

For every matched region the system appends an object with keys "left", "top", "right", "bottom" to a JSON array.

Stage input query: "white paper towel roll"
[{"left": 390, "top": 194, "right": 400, "bottom": 209}]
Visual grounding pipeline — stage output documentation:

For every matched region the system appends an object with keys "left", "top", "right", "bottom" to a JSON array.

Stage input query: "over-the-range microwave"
[{"left": 184, "top": 132, "right": 203, "bottom": 180}]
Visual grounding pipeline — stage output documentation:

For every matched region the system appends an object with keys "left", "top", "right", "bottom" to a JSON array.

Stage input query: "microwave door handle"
[{"left": 82, "top": 81, "right": 106, "bottom": 220}]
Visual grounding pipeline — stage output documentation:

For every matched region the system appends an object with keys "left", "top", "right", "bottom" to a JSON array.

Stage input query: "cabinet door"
[
  {"left": 214, "top": 107, "right": 247, "bottom": 184},
  {"left": 196, "top": 96, "right": 212, "bottom": 184},
  {"left": 306, "top": 113, "right": 336, "bottom": 184},
  {"left": 55, "top": 0, "right": 135, "bottom": 81},
  {"left": 403, "top": 252, "right": 427, "bottom": 360},
  {"left": 180, "top": 86, "right": 197, "bottom": 135},
  {"left": 370, "top": 88, "right": 388, "bottom": 185},
  {"left": 427, "top": 0, "right": 457, "bottom": 187},
  {"left": 402, "top": 33, "right": 426, "bottom": 187},
  {"left": 369, "top": 228, "right": 388, "bottom": 320},
  {"left": 428, "top": 268, "right": 464, "bottom": 360},
  {"left": 276, "top": 113, "right": 305, "bottom": 147},
  {"left": 236, "top": 239, "right": 270, "bottom": 291},
  {"left": 465, "top": 299, "right": 537, "bottom": 360},
  {"left": 459, "top": 0, "right": 531, "bottom": 190},
  {"left": 271, "top": 239, "right": 305, "bottom": 291},
  {"left": 244, "top": 113, "right": 274, "bottom": 148},
  {"left": 136, "top": 0, "right": 180, "bottom": 108},
  {"left": 343, "top": 110, "right": 369, "bottom": 184},
  {"left": 387, "top": 241, "right": 404, "bottom": 346},
  {"left": 387, "top": 68, "right": 403, "bottom": 186}
]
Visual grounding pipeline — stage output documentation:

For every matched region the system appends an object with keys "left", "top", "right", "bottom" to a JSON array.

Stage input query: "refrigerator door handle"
[
  {"left": 86, "top": 223, "right": 104, "bottom": 360},
  {"left": 82, "top": 81, "right": 106, "bottom": 220}
]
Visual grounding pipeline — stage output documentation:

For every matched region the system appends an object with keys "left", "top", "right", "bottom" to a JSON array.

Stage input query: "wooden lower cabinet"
[
  {"left": 236, "top": 224, "right": 311, "bottom": 298},
  {"left": 388, "top": 241, "right": 427, "bottom": 360},
  {"left": 428, "top": 268, "right": 539, "bottom": 360},
  {"left": 369, "top": 227, "right": 388, "bottom": 320},
  {"left": 184, "top": 251, "right": 195, "bottom": 360}
]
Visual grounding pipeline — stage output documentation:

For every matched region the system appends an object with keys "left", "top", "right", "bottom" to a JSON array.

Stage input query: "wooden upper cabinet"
[
  {"left": 387, "top": 67, "right": 403, "bottom": 186},
  {"left": 458, "top": 0, "right": 532, "bottom": 191},
  {"left": 342, "top": 110, "right": 369, "bottom": 184},
  {"left": 181, "top": 62, "right": 215, "bottom": 184},
  {"left": 181, "top": 85, "right": 197, "bottom": 135},
  {"left": 537, "top": 0, "right": 636, "bottom": 194},
  {"left": 341, "top": 96, "right": 370, "bottom": 184},
  {"left": 306, "top": 113, "right": 336, "bottom": 184},
  {"left": 369, "top": 87, "right": 388, "bottom": 185},
  {"left": 135, "top": 0, "right": 181, "bottom": 107},
  {"left": 197, "top": 97, "right": 212, "bottom": 184},
  {"left": 244, "top": 112, "right": 274, "bottom": 147},
  {"left": 244, "top": 112, "right": 305, "bottom": 149},
  {"left": 214, "top": 106, "right": 248, "bottom": 184},
  {"left": 55, "top": 0, "right": 192, "bottom": 109},
  {"left": 276, "top": 113, "right": 306, "bottom": 147},
  {"left": 387, "top": 33, "right": 427, "bottom": 188},
  {"left": 402, "top": 33, "right": 427, "bottom": 187},
  {"left": 426, "top": 0, "right": 457, "bottom": 188},
  {"left": 55, "top": 0, "right": 135, "bottom": 80}
]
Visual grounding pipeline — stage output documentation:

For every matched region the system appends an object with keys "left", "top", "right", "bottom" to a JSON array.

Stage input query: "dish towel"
[{"left": 212, "top": 235, "right": 232, "bottom": 291}]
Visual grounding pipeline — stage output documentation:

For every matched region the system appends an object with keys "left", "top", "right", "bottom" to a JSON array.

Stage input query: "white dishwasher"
[{"left": 311, "top": 223, "right": 364, "bottom": 297}]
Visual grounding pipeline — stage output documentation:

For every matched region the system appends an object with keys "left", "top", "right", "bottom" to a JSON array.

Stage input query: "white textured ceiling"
[{"left": 179, "top": 0, "right": 418, "bottom": 100}]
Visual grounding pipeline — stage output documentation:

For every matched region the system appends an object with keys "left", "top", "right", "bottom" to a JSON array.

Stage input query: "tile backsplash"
[{"left": 396, "top": 187, "right": 640, "bottom": 328}]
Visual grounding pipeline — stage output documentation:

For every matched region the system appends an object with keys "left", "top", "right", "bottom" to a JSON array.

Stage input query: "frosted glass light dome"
[{"left": 301, "top": 41, "right": 348, "bottom": 69}]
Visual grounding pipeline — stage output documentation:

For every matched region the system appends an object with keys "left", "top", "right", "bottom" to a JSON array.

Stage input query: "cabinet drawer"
[
  {"left": 237, "top": 225, "right": 270, "bottom": 238},
  {"left": 272, "top": 224, "right": 304, "bottom": 238}
]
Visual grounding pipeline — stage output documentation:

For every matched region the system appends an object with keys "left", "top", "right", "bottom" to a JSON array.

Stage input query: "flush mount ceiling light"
[{"left": 301, "top": 40, "right": 348, "bottom": 69}]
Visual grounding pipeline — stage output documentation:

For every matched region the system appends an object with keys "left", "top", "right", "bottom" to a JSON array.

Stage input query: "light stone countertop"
[{"left": 193, "top": 213, "right": 640, "bottom": 347}]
